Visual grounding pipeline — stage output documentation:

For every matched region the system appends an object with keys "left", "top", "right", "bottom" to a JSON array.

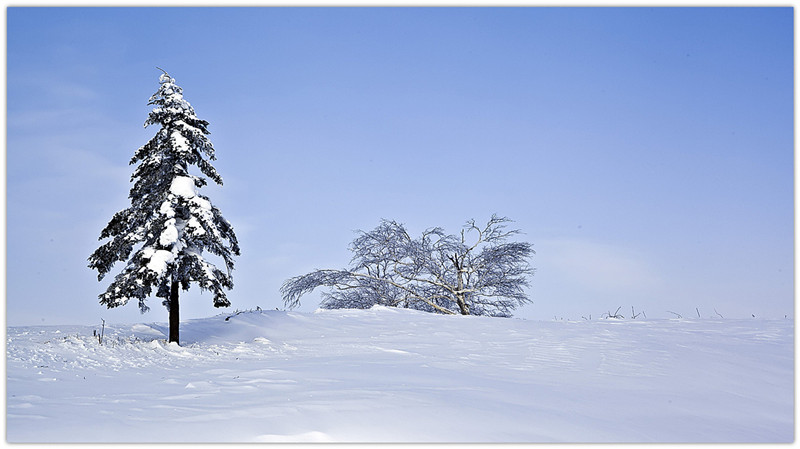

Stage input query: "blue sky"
[{"left": 6, "top": 7, "right": 794, "bottom": 325}]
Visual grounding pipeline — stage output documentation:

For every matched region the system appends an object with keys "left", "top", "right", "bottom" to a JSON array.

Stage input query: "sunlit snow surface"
[{"left": 6, "top": 307, "right": 793, "bottom": 443}]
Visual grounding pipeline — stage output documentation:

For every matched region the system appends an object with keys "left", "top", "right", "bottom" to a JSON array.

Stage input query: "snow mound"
[{"left": 6, "top": 308, "right": 793, "bottom": 443}]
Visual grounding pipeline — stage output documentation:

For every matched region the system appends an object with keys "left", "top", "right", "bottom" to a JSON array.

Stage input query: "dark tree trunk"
[
  {"left": 451, "top": 254, "right": 470, "bottom": 315},
  {"left": 169, "top": 280, "right": 180, "bottom": 345},
  {"left": 455, "top": 292, "right": 470, "bottom": 315}
]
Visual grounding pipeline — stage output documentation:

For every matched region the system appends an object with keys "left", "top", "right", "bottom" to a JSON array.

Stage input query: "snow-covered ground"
[{"left": 6, "top": 306, "right": 793, "bottom": 443}]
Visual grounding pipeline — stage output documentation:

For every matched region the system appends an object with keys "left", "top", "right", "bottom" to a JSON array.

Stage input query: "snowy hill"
[{"left": 6, "top": 306, "right": 793, "bottom": 443}]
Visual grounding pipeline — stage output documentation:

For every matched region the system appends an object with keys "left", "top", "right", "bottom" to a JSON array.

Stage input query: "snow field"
[{"left": 6, "top": 306, "right": 793, "bottom": 443}]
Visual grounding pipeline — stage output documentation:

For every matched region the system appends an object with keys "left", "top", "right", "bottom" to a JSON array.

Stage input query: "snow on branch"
[{"left": 89, "top": 69, "right": 239, "bottom": 328}]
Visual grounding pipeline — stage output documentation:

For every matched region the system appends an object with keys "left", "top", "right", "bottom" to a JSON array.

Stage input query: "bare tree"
[{"left": 281, "top": 215, "right": 535, "bottom": 317}]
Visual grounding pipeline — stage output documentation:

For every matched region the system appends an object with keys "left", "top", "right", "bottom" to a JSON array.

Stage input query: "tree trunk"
[
  {"left": 455, "top": 292, "right": 470, "bottom": 315},
  {"left": 452, "top": 254, "right": 470, "bottom": 315},
  {"left": 169, "top": 280, "right": 180, "bottom": 345}
]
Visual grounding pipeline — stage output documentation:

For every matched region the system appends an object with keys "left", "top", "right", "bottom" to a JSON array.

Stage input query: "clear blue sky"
[{"left": 6, "top": 7, "right": 794, "bottom": 325}]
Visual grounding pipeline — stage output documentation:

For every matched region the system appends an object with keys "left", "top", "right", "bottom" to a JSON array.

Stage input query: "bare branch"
[{"left": 281, "top": 216, "right": 534, "bottom": 317}]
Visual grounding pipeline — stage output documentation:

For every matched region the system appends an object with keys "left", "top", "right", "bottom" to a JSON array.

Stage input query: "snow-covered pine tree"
[{"left": 89, "top": 69, "right": 240, "bottom": 345}]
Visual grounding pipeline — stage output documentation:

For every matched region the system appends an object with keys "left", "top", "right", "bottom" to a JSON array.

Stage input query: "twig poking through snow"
[{"left": 602, "top": 306, "right": 624, "bottom": 319}]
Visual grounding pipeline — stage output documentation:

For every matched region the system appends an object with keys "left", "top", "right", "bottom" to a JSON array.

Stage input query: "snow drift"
[{"left": 6, "top": 306, "right": 793, "bottom": 443}]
